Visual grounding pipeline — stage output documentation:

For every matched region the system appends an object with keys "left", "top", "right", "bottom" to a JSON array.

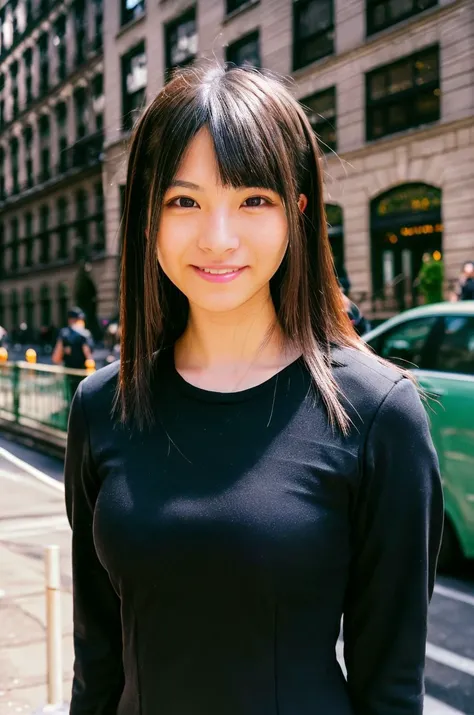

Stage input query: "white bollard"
[{"left": 45, "top": 545, "right": 63, "bottom": 707}]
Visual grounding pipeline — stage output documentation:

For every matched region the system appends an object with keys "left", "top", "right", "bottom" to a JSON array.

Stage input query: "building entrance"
[{"left": 371, "top": 184, "right": 442, "bottom": 312}]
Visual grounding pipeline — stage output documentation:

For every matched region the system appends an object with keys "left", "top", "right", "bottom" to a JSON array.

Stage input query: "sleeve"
[
  {"left": 343, "top": 377, "right": 444, "bottom": 715},
  {"left": 65, "top": 381, "right": 124, "bottom": 714}
]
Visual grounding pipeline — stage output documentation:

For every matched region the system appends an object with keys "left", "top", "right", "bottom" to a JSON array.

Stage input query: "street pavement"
[{"left": 0, "top": 435, "right": 473, "bottom": 714}]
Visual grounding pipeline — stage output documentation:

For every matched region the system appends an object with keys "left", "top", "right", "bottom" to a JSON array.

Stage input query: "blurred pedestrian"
[
  {"left": 457, "top": 260, "right": 474, "bottom": 301},
  {"left": 52, "top": 307, "right": 93, "bottom": 397},
  {"left": 64, "top": 64, "right": 443, "bottom": 715}
]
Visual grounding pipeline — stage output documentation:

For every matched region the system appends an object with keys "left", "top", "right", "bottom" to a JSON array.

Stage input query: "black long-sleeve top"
[{"left": 64, "top": 346, "right": 444, "bottom": 715}]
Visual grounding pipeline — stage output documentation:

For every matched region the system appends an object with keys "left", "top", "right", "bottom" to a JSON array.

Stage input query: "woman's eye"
[
  {"left": 169, "top": 197, "right": 197, "bottom": 208},
  {"left": 243, "top": 196, "right": 270, "bottom": 208}
]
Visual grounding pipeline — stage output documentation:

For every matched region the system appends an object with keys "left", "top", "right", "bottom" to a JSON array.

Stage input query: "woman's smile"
[{"left": 191, "top": 265, "right": 248, "bottom": 283}]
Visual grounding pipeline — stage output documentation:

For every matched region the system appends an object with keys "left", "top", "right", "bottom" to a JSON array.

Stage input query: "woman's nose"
[{"left": 197, "top": 211, "right": 240, "bottom": 254}]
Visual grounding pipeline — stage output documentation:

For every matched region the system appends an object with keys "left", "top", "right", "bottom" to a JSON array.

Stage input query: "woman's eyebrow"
[{"left": 169, "top": 180, "right": 202, "bottom": 190}]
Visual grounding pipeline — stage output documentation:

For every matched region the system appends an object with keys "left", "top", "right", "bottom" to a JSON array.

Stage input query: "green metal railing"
[{"left": 0, "top": 361, "right": 90, "bottom": 432}]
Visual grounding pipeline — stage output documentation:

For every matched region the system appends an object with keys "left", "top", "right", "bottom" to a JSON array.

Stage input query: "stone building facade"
[
  {"left": 2, "top": 0, "right": 473, "bottom": 333},
  {"left": 103, "top": 0, "right": 474, "bottom": 320}
]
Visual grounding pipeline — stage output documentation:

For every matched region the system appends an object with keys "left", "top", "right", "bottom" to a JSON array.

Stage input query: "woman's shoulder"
[
  {"left": 79, "top": 360, "right": 120, "bottom": 410},
  {"left": 330, "top": 345, "right": 420, "bottom": 422}
]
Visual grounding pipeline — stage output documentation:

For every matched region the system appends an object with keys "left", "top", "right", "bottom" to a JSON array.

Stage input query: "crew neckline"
[{"left": 165, "top": 349, "right": 304, "bottom": 404}]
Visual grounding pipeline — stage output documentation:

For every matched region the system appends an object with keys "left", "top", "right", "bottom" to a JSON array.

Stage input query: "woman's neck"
[{"left": 174, "top": 292, "right": 298, "bottom": 392}]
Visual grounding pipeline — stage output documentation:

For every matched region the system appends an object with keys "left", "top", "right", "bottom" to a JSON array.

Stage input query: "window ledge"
[
  {"left": 365, "top": 119, "right": 441, "bottom": 147},
  {"left": 116, "top": 12, "right": 146, "bottom": 40},
  {"left": 223, "top": 0, "right": 260, "bottom": 24},
  {"left": 365, "top": 4, "right": 441, "bottom": 43}
]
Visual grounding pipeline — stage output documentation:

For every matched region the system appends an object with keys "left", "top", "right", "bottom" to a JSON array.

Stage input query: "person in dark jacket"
[
  {"left": 52, "top": 307, "right": 93, "bottom": 397},
  {"left": 64, "top": 64, "right": 443, "bottom": 715},
  {"left": 458, "top": 261, "right": 474, "bottom": 300}
]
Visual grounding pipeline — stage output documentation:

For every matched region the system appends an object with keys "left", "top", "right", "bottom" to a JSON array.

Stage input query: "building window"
[
  {"left": 92, "top": 73, "right": 104, "bottom": 131},
  {"left": 0, "top": 224, "right": 3, "bottom": 279},
  {"left": 11, "top": 137, "right": 19, "bottom": 194},
  {"left": 367, "top": 0, "right": 438, "bottom": 36},
  {"left": 39, "top": 114, "right": 51, "bottom": 181},
  {"left": 94, "top": 180, "right": 105, "bottom": 252},
  {"left": 10, "top": 217, "right": 19, "bottom": 272},
  {"left": 24, "top": 47, "right": 33, "bottom": 104},
  {"left": 39, "top": 33, "right": 49, "bottom": 95},
  {"left": 54, "top": 15, "right": 67, "bottom": 82},
  {"left": 25, "top": 212, "right": 34, "bottom": 267},
  {"left": 121, "top": 0, "right": 146, "bottom": 27},
  {"left": 74, "top": 86, "right": 88, "bottom": 139},
  {"left": 11, "top": 61, "right": 19, "bottom": 118},
  {"left": 0, "top": 99, "right": 4, "bottom": 130},
  {"left": 293, "top": 0, "right": 334, "bottom": 71},
  {"left": 301, "top": 86, "right": 336, "bottom": 152},
  {"left": 39, "top": 205, "right": 50, "bottom": 264},
  {"left": 93, "top": 0, "right": 103, "bottom": 51},
  {"left": 226, "top": 0, "right": 254, "bottom": 13},
  {"left": 0, "top": 147, "right": 5, "bottom": 200},
  {"left": 74, "top": 0, "right": 86, "bottom": 66},
  {"left": 57, "top": 197, "right": 69, "bottom": 259},
  {"left": 75, "top": 189, "right": 89, "bottom": 259},
  {"left": 23, "top": 125, "right": 34, "bottom": 188},
  {"left": 366, "top": 45, "right": 440, "bottom": 141},
  {"left": 56, "top": 102, "right": 68, "bottom": 173},
  {"left": 226, "top": 30, "right": 261, "bottom": 68},
  {"left": 165, "top": 7, "right": 197, "bottom": 74},
  {"left": 121, "top": 42, "right": 147, "bottom": 132}
]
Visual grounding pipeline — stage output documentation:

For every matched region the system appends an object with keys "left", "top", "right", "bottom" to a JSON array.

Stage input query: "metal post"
[
  {"left": 12, "top": 363, "right": 20, "bottom": 422},
  {"left": 45, "top": 545, "right": 63, "bottom": 707}
]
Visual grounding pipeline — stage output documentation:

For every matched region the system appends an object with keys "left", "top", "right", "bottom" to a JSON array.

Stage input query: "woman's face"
[{"left": 157, "top": 128, "right": 307, "bottom": 315}]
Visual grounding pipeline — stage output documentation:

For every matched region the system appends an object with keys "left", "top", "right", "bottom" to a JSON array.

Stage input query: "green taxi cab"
[{"left": 363, "top": 301, "right": 474, "bottom": 569}]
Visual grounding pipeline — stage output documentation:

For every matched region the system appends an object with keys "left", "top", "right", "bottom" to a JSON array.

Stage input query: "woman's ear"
[{"left": 298, "top": 194, "right": 308, "bottom": 213}]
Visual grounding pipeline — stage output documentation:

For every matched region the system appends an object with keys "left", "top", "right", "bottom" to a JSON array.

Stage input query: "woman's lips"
[{"left": 192, "top": 266, "right": 247, "bottom": 283}]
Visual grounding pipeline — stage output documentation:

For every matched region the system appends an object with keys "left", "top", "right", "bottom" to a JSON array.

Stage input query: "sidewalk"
[{"left": 0, "top": 455, "right": 72, "bottom": 715}]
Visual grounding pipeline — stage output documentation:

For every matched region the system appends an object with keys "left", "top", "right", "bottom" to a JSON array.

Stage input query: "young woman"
[{"left": 65, "top": 64, "right": 443, "bottom": 715}]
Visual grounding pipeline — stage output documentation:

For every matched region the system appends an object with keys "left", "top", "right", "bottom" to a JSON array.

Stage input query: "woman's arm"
[
  {"left": 65, "top": 382, "right": 124, "bottom": 714},
  {"left": 343, "top": 377, "right": 444, "bottom": 715}
]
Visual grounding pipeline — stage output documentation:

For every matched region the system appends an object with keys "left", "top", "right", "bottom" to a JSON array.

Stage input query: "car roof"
[{"left": 363, "top": 301, "right": 474, "bottom": 342}]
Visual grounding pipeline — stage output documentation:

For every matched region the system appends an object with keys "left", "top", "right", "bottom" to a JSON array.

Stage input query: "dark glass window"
[
  {"left": 293, "top": 0, "right": 334, "bottom": 71},
  {"left": 93, "top": 0, "right": 103, "bottom": 50},
  {"left": 366, "top": 46, "right": 440, "bottom": 141},
  {"left": 226, "top": 0, "right": 254, "bottom": 12},
  {"left": 121, "top": 0, "right": 146, "bottom": 26},
  {"left": 76, "top": 189, "right": 89, "bottom": 256},
  {"left": 39, "top": 205, "right": 50, "bottom": 263},
  {"left": 301, "top": 86, "right": 336, "bottom": 152},
  {"left": 25, "top": 213, "right": 34, "bottom": 267},
  {"left": 74, "top": 0, "right": 86, "bottom": 66},
  {"left": 11, "top": 61, "right": 19, "bottom": 118},
  {"left": 0, "top": 147, "right": 5, "bottom": 199},
  {"left": 433, "top": 317, "right": 474, "bottom": 376},
  {"left": 94, "top": 180, "right": 105, "bottom": 251},
  {"left": 226, "top": 30, "right": 261, "bottom": 68},
  {"left": 24, "top": 48, "right": 33, "bottom": 103},
  {"left": 0, "top": 100, "right": 4, "bottom": 130},
  {"left": 165, "top": 7, "right": 197, "bottom": 74},
  {"left": 74, "top": 87, "right": 88, "bottom": 139},
  {"left": 11, "top": 138, "right": 19, "bottom": 193},
  {"left": 57, "top": 197, "right": 69, "bottom": 259},
  {"left": 39, "top": 33, "right": 49, "bottom": 94},
  {"left": 367, "top": 0, "right": 438, "bottom": 36},
  {"left": 10, "top": 217, "right": 19, "bottom": 272},
  {"left": 121, "top": 42, "right": 147, "bottom": 131},
  {"left": 23, "top": 125, "right": 34, "bottom": 187},
  {"left": 54, "top": 15, "right": 67, "bottom": 82},
  {"left": 370, "top": 316, "right": 438, "bottom": 368},
  {"left": 39, "top": 114, "right": 50, "bottom": 181}
]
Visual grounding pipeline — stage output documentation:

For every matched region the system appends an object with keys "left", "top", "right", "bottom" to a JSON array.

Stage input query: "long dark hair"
[{"left": 117, "top": 63, "right": 372, "bottom": 433}]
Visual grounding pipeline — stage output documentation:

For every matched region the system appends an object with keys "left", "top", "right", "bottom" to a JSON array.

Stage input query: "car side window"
[
  {"left": 373, "top": 317, "right": 438, "bottom": 368},
  {"left": 434, "top": 317, "right": 474, "bottom": 376}
]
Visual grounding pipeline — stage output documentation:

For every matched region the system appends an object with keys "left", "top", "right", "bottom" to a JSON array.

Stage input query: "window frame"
[
  {"left": 226, "top": 29, "right": 261, "bottom": 68},
  {"left": 121, "top": 40, "right": 147, "bottom": 132},
  {"left": 366, "top": 0, "right": 438, "bottom": 37},
  {"left": 292, "top": 0, "right": 334, "bottom": 72},
  {"left": 366, "top": 44, "right": 440, "bottom": 141},
  {"left": 300, "top": 85, "right": 337, "bottom": 153},
  {"left": 121, "top": 0, "right": 146, "bottom": 27},
  {"left": 164, "top": 6, "right": 197, "bottom": 75}
]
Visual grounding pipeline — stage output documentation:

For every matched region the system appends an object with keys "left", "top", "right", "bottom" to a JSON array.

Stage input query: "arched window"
[{"left": 370, "top": 183, "right": 442, "bottom": 311}]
